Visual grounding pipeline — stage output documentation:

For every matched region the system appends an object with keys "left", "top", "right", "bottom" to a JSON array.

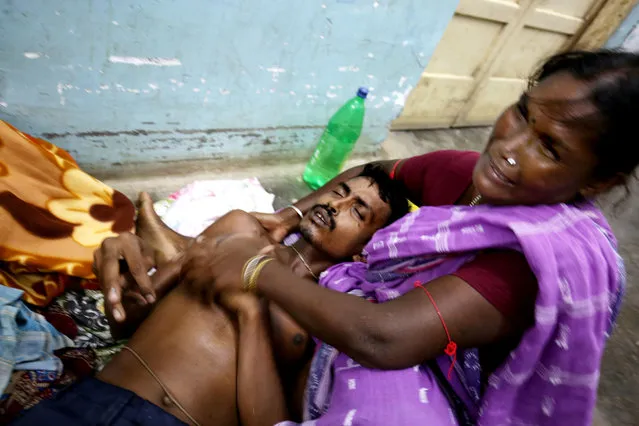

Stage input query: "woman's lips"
[{"left": 488, "top": 160, "right": 515, "bottom": 186}]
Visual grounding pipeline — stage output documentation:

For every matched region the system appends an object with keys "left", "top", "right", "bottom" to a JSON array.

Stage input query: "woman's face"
[{"left": 473, "top": 72, "right": 603, "bottom": 206}]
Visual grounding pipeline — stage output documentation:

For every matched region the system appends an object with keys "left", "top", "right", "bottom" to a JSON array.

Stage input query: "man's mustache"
[{"left": 311, "top": 204, "right": 336, "bottom": 231}]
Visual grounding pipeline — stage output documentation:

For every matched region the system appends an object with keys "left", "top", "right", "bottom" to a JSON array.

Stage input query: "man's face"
[{"left": 299, "top": 176, "right": 391, "bottom": 259}]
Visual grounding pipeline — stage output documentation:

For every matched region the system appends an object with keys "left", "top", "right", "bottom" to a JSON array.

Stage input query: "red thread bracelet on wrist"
[{"left": 414, "top": 281, "right": 457, "bottom": 379}]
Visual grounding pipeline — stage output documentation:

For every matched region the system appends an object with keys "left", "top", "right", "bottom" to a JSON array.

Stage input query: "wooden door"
[{"left": 392, "top": 0, "right": 635, "bottom": 130}]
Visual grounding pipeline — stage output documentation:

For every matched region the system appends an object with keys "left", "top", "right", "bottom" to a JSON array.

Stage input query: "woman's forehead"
[
  {"left": 531, "top": 72, "right": 591, "bottom": 103},
  {"left": 529, "top": 73, "right": 600, "bottom": 132},
  {"left": 525, "top": 73, "right": 601, "bottom": 163}
]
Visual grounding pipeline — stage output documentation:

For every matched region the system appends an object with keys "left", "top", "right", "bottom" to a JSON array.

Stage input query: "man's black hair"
[{"left": 358, "top": 163, "right": 410, "bottom": 226}]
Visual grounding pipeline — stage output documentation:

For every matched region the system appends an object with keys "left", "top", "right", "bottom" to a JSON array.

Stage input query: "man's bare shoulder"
[{"left": 201, "top": 209, "right": 274, "bottom": 243}]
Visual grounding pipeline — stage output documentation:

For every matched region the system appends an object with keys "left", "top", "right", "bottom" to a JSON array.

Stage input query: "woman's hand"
[
  {"left": 181, "top": 234, "right": 272, "bottom": 303},
  {"left": 93, "top": 232, "right": 156, "bottom": 322},
  {"left": 251, "top": 209, "right": 300, "bottom": 243}
]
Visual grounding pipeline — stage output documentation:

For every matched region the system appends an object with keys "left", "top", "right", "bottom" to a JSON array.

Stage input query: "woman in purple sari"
[{"left": 100, "top": 50, "right": 638, "bottom": 426}]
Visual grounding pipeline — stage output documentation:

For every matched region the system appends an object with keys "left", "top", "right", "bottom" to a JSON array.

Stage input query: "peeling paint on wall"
[
  {"left": 338, "top": 65, "right": 360, "bottom": 72},
  {"left": 108, "top": 56, "right": 182, "bottom": 67}
]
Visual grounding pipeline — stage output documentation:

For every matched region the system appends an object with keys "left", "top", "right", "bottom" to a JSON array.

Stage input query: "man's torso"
[{"left": 100, "top": 278, "right": 313, "bottom": 425}]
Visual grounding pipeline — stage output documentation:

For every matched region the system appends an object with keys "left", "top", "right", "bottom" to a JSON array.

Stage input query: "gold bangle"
[
  {"left": 242, "top": 255, "right": 268, "bottom": 290},
  {"left": 247, "top": 257, "right": 274, "bottom": 293}
]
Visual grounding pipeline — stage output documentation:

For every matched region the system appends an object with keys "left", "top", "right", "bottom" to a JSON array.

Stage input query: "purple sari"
[{"left": 280, "top": 201, "right": 624, "bottom": 426}]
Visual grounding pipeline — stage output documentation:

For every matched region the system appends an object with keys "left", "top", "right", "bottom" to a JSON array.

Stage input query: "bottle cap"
[{"left": 356, "top": 87, "right": 368, "bottom": 99}]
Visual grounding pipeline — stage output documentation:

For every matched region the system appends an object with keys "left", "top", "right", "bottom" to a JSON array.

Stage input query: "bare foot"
[{"left": 135, "top": 192, "right": 190, "bottom": 263}]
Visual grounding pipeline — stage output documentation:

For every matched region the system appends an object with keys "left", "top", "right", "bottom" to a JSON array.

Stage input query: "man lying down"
[{"left": 11, "top": 165, "right": 409, "bottom": 426}]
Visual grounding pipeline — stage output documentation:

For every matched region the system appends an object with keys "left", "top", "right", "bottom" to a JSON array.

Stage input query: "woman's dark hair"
[
  {"left": 529, "top": 50, "right": 639, "bottom": 184},
  {"left": 358, "top": 164, "right": 410, "bottom": 226}
]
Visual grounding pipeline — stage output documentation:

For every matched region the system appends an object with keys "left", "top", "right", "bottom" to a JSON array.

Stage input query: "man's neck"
[{"left": 276, "top": 238, "right": 337, "bottom": 280}]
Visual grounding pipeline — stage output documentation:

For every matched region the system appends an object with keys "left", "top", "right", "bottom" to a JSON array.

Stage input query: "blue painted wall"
[
  {"left": 0, "top": 0, "right": 458, "bottom": 167},
  {"left": 606, "top": 3, "right": 639, "bottom": 49},
  {"left": 606, "top": 3, "right": 639, "bottom": 51}
]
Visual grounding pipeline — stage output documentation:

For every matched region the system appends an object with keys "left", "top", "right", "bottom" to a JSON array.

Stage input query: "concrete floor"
[{"left": 97, "top": 128, "right": 637, "bottom": 425}]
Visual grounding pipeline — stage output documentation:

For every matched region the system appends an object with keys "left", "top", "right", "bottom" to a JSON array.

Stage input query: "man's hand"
[
  {"left": 181, "top": 233, "right": 272, "bottom": 303},
  {"left": 251, "top": 209, "right": 300, "bottom": 243},
  {"left": 93, "top": 232, "right": 156, "bottom": 322}
]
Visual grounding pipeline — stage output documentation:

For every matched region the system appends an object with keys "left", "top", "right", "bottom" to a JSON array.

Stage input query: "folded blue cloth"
[{"left": 0, "top": 286, "right": 73, "bottom": 393}]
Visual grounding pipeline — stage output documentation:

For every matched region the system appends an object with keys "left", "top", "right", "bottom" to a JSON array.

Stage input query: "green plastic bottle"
[{"left": 303, "top": 87, "right": 368, "bottom": 189}]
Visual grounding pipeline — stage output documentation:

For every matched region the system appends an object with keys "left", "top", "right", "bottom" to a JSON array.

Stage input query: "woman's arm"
[
  {"left": 219, "top": 293, "right": 289, "bottom": 426},
  {"left": 180, "top": 233, "right": 518, "bottom": 371},
  {"left": 255, "top": 261, "right": 513, "bottom": 370}
]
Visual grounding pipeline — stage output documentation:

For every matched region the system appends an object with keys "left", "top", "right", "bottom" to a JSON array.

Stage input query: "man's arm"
[
  {"left": 219, "top": 293, "right": 289, "bottom": 426},
  {"left": 254, "top": 261, "right": 513, "bottom": 370}
]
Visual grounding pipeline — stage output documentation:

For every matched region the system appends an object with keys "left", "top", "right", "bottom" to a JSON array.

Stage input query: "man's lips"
[{"left": 310, "top": 206, "right": 333, "bottom": 229}]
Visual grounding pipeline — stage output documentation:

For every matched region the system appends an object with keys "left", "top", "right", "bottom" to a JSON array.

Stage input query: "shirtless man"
[{"left": 12, "top": 165, "right": 408, "bottom": 426}]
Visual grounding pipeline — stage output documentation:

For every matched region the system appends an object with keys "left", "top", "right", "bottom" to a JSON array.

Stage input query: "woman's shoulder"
[
  {"left": 402, "top": 150, "right": 479, "bottom": 170},
  {"left": 397, "top": 150, "right": 480, "bottom": 206},
  {"left": 400, "top": 150, "right": 481, "bottom": 182}
]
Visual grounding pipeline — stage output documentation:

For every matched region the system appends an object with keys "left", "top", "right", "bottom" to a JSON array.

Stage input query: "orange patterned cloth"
[{"left": 0, "top": 121, "right": 135, "bottom": 306}]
